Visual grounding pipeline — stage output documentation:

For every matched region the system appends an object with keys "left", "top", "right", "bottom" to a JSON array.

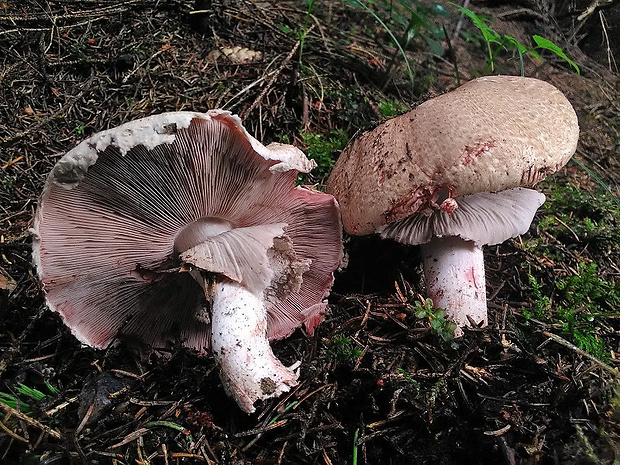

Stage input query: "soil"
[{"left": 1, "top": 1, "right": 619, "bottom": 464}]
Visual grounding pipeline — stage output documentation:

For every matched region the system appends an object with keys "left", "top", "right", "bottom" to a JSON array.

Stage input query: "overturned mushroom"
[
  {"left": 33, "top": 110, "right": 343, "bottom": 412},
  {"left": 327, "top": 76, "right": 578, "bottom": 334}
]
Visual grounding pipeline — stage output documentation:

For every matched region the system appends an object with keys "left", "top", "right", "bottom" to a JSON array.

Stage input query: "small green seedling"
[
  {"left": 298, "top": 0, "right": 316, "bottom": 63},
  {"left": 455, "top": 5, "right": 580, "bottom": 75},
  {"left": 342, "top": 0, "right": 416, "bottom": 87},
  {"left": 397, "top": 368, "right": 421, "bottom": 394},
  {"left": 300, "top": 129, "right": 348, "bottom": 182},
  {"left": 409, "top": 297, "right": 457, "bottom": 341},
  {"left": 0, "top": 382, "right": 59, "bottom": 412},
  {"left": 383, "top": 0, "right": 450, "bottom": 55},
  {"left": 378, "top": 98, "right": 408, "bottom": 118},
  {"left": 523, "top": 275, "right": 552, "bottom": 321},
  {"left": 537, "top": 183, "right": 620, "bottom": 263},
  {"left": 325, "top": 335, "right": 362, "bottom": 364},
  {"left": 1, "top": 173, "right": 17, "bottom": 193},
  {"left": 525, "top": 264, "right": 619, "bottom": 360},
  {"left": 0, "top": 392, "right": 31, "bottom": 412},
  {"left": 352, "top": 427, "right": 360, "bottom": 465}
]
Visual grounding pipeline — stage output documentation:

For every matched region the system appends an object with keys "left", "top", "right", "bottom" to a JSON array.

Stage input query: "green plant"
[
  {"left": 344, "top": 1, "right": 454, "bottom": 88},
  {"left": 538, "top": 183, "right": 620, "bottom": 259},
  {"left": 352, "top": 427, "right": 360, "bottom": 465},
  {"left": 455, "top": 5, "right": 579, "bottom": 75},
  {"left": 557, "top": 263, "right": 619, "bottom": 359},
  {"left": 1, "top": 173, "right": 17, "bottom": 193},
  {"left": 0, "top": 392, "right": 31, "bottom": 412},
  {"left": 378, "top": 98, "right": 408, "bottom": 118},
  {"left": 342, "top": 0, "right": 416, "bottom": 87},
  {"left": 408, "top": 297, "right": 457, "bottom": 341},
  {"left": 525, "top": 264, "right": 619, "bottom": 360},
  {"left": 298, "top": 0, "right": 316, "bottom": 63},
  {"left": 0, "top": 382, "right": 59, "bottom": 412},
  {"left": 397, "top": 368, "right": 421, "bottom": 393},
  {"left": 570, "top": 159, "right": 620, "bottom": 210},
  {"left": 325, "top": 335, "right": 362, "bottom": 364},
  {"left": 557, "top": 263, "right": 619, "bottom": 313},
  {"left": 325, "top": 86, "right": 375, "bottom": 128},
  {"left": 384, "top": 0, "right": 449, "bottom": 55},
  {"left": 300, "top": 129, "right": 348, "bottom": 181},
  {"left": 544, "top": 183, "right": 620, "bottom": 222},
  {"left": 425, "top": 378, "right": 448, "bottom": 408},
  {"left": 523, "top": 275, "right": 552, "bottom": 321}
]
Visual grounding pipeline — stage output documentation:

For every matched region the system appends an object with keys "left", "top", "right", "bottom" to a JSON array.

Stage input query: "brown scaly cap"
[{"left": 326, "top": 75, "right": 579, "bottom": 236}]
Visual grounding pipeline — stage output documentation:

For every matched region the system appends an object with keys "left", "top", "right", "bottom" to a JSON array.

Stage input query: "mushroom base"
[
  {"left": 211, "top": 281, "right": 298, "bottom": 413},
  {"left": 421, "top": 236, "right": 488, "bottom": 336}
]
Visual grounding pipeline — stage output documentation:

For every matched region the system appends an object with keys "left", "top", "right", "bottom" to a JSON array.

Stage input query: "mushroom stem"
[
  {"left": 210, "top": 280, "right": 298, "bottom": 413},
  {"left": 420, "top": 236, "right": 488, "bottom": 336}
]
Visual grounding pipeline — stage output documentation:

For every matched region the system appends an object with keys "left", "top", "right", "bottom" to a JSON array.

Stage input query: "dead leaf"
[
  {"left": 207, "top": 46, "right": 262, "bottom": 64},
  {"left": 0, "top": 272, "right": 17, "bottom": 292}
]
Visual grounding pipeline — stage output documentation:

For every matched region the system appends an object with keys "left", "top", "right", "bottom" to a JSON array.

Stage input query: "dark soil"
[{"left": 1, "top": 1, "right": 619, "bottom": 464}]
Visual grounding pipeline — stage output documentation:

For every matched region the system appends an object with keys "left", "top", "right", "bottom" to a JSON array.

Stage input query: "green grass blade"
[
  {"left": 16, "top": 383, "right": 47, "bottom": 401},
  {"left": 345, "top": 0, "right": 415, "bottom": 87},
  {"left": 532, "top": 35, "right": 580, "bottom": 74},
  {"left": 44, "top": 381, "right": 60, "bottom": 396},
  {"left": 0, "top": 392, "right": 30, "bottom": 411},
  {"left": 571, "top": 158, "right": 620, "bottom": 210}
]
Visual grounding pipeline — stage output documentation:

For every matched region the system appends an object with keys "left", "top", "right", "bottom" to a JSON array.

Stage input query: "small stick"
[
  {"left": 577, "top": 0, "right": 618, "bottom": 21},
  {"left": 1, "top": 155, "right": 23, "bottom": 169},
  {"left": 360, "top": 300, "right": 372, "bottom": 329},
  {"left": 277, "top": 440, "right": 288, "bottom": 465},
  {"left": 542, "top": 331, "right": 618, "bottom": 377},
  {"left": 451, "top": 0, "right": 471, "bottom": 43},
  {"left": 75, "top": 403, "right": 94, "bottom": 436},
  {"left": 45, "top": 396, "right": 79, "bottom": 417},
  {"left": 110, "top": 428, "right": 149, "bottom": 448},
  {"left": 241, "top": 29, "right": 312, "bottom": 119},
  {"left": 599, "top": 10, "right": 618, "bottom": 72},
  {"left": 0, "top": 420, "right": 28, "bottom": 443},
  {"left": 0, "top": 403, "right": 62, "bottom": 439}
]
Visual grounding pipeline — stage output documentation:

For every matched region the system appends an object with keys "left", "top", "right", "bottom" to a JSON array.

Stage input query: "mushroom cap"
[
  {"left": 33, "top": 110, "right": 343, "bottom": 352},
  {"left": 326, "top": 75, "right": 579, "bottom": 236}
]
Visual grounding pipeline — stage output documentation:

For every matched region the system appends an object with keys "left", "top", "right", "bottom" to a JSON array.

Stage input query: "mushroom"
[
  {"left": 326, "top": 76, "right": 578, "bottom": 334},
  {"left": 33, "top": 110, "right": 343, "bottom": 412}
]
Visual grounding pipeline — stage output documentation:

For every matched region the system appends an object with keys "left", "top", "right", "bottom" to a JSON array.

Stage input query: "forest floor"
[{"left": 1, "top": 0, "right": 619, "bottom": 464}]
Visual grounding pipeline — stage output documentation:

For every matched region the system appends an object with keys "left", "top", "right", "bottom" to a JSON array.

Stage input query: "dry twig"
[
  {"left": 542, "top": 331, "right": 619, "bottom": 377},
  {"left": 577, "top": 0, "right": 619, "bottom": 21},
  {"left": 0, "top": 403, "right": 62, "bottom": 439}
]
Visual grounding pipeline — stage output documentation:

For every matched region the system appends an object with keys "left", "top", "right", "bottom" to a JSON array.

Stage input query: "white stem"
[
  {"left": 420, "top": 236, "right": 488, "bottom": 336},
  {"left": 210, "top": 281, "right": 298, "bottom": 413}
]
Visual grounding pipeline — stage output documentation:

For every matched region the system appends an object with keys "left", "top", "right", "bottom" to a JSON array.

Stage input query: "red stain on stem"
[{"left": 463, "top": 266, "right": 481, "bottom": 289}]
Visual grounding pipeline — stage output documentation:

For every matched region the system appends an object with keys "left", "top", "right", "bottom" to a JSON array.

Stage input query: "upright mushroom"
[
  {"left": 327, "top": 76, "right": 578, "bottom": 333},
  {"left": 33, "top": 110, "right": 343, "bottom": 412}
]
